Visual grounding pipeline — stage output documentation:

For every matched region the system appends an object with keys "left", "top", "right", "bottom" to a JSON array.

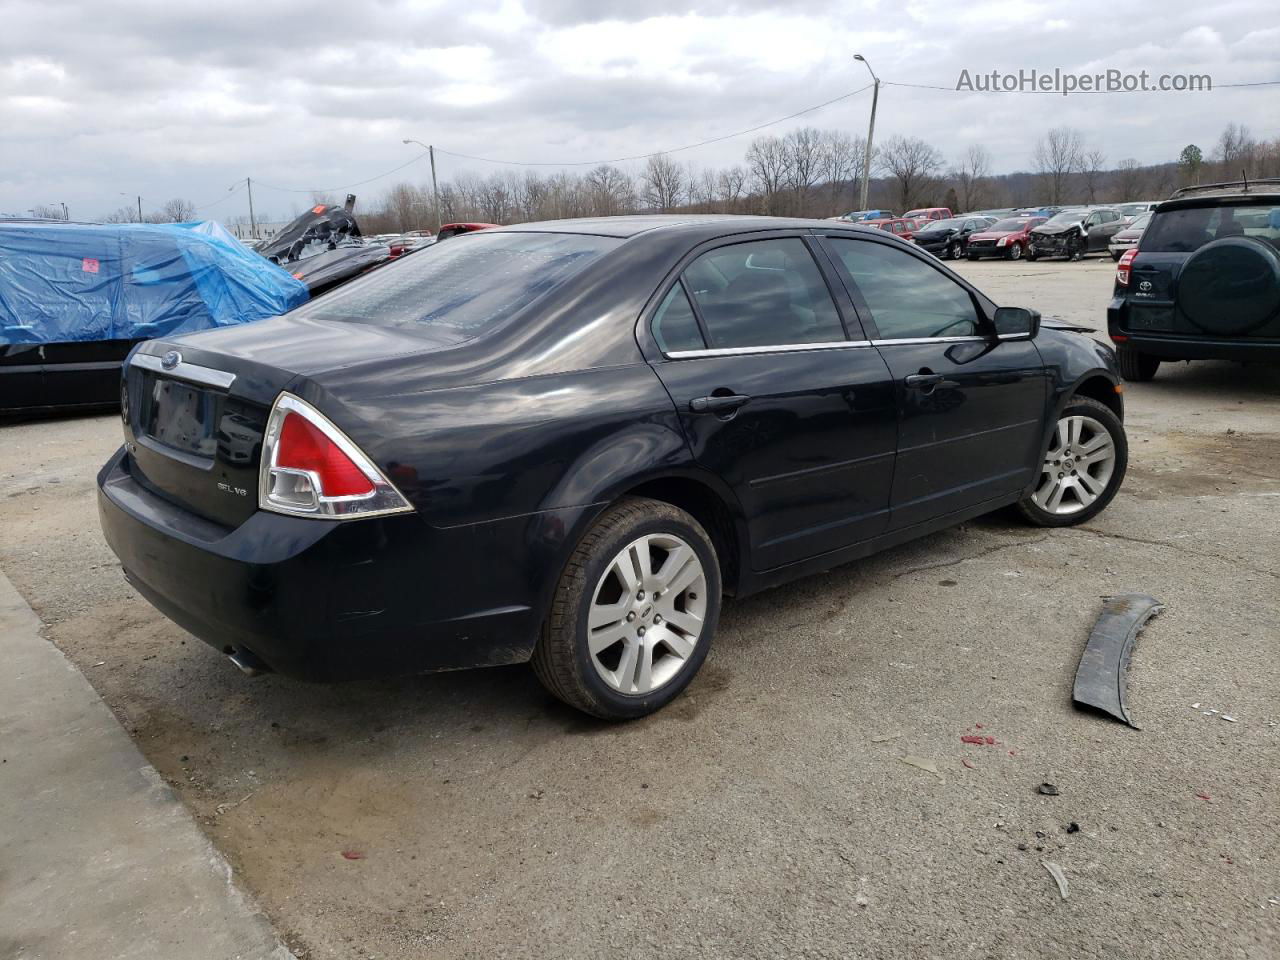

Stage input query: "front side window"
[
  {"left": 827, "top": 238, "right": 981, "bottom": 340},
  {"left": 304, "top": 231, "right": 620, "bottom": 337},
  {"left": 680, "top": 238, "right": 845, "bottom": 349}
]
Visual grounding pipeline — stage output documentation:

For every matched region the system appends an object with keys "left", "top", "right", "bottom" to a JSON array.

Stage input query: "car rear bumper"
[
  {"left": 97, "top": 447, "right": 592, "bottom": 680},
  {"left": 1107, "top": 301, "right": 1280, "bottom": 361}
]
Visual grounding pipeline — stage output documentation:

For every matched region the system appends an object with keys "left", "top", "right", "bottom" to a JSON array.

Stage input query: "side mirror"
[{"left": 993, "top": 306, "right": 1040, "bottom": 340}]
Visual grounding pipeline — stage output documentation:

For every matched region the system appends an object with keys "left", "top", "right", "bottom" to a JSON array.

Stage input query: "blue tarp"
[{"left": 0, "top": 220, "right": 309, "bottom": 344}]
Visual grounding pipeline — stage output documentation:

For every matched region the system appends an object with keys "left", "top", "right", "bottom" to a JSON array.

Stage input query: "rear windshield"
[
  {"left": 1141, "top": 203, "right": 1280, "bottom": 253},
  {"left": 304, "top": 231, "right": 620, "bottom": 334},
  {"left": 921, "top": 218, "right": 963, "bottom": 230}
]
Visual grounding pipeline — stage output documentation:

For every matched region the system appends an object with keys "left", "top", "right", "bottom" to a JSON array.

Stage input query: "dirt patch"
[{"left": 1126, "top": 430, "right": 1280, "bottom": 499}]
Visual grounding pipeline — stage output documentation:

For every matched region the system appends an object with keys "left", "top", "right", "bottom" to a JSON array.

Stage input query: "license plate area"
[
  {"left": 142, "top": 375, "right": 220, "bottom": 460},
  {"left": 1127, "top": 304, "right": 1177, "bottom": 332}
]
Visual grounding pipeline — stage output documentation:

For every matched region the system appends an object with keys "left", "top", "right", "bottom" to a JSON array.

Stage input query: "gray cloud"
[{"left": 0, "top": 0, "right": 1274, "bottom": 222}]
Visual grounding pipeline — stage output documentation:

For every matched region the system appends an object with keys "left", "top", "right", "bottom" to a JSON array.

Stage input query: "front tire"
[
  {"left": 948, "top": 242, "right": 963, "bottom": 260},
  {"left": 1027, "top": 248, "right": 1039, "bottom": 261},
  {"left": 1006, "top": 242, "right": 1023, "bottom": 261},
  {"left": 532, "top": 497, "right": 721, "bottom": 720},
  {"left": 1116, "top": 346, "right": 1160, "bottom": 382},
  {"left": 1017, "top": 397, "right": 1127, "bottom": 527}
]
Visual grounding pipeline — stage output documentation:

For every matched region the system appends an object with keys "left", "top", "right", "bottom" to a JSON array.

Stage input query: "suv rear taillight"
[
  {"left": 1116, "top": 248, "right": 1137, "bottom": 286},
  {"left": 259, "top": 393, "right": 412, "bottom": 519}
]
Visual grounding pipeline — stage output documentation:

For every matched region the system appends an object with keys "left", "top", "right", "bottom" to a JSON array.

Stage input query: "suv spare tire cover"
[{"left": 1177, "top": 236, "right": 1280, "bottom": 336}]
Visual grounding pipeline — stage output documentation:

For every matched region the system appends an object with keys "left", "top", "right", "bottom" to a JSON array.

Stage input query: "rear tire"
[
  {"left": 1017, "top": 397, "right": 1127, "bottom": 528},
  {"left": 1116, "top": 346, "right": 1160, "bottom": 382},
  {"left": 532, "top": 497, "right": 721, "bottom": 720}
]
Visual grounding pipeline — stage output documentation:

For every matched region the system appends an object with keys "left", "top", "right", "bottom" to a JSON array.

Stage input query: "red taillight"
[
  {"left": 276, "top": 412, "right": 373, "bottom": 497},
  {"left": 259, "top": 393, "right": 412, "bottom": 519},
  {"left": 1116, "top": 249, "right": 1137, "bottom": 286}
]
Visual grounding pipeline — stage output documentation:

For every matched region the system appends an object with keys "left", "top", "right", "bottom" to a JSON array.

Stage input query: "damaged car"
[
  {"left": 259, "top": 198, "right": 391, "bottom": 296},
  {"left": 98, "top": 216, "right": 1128, "bottom": 719},
  {"left": 1028, "top": 208, "right": 1125, "bottom": 261}
]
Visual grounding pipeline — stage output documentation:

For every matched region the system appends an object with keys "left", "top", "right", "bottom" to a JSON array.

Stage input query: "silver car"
[{"left": 1108, "top": 212, "right": 1151, "bottom": 260}]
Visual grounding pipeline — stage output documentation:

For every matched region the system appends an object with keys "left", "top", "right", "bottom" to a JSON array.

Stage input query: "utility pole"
[
  {"left": 246, "top": 177, "right": 257, "bottom": 239},
  {"left": 403, "top": 139, "right": 442, "bottom": 234},
  {"left": 854, "top": 54, "right": 880, "bottom": 212},
  {"left": 137, "top": 195, "right": 143, "bottom": 222},
  {"left": 59, "top": 202, "right": 68, "bottom": 220},
  {"left": 428, "top": 145, "right": 441, "bottom": 234}
]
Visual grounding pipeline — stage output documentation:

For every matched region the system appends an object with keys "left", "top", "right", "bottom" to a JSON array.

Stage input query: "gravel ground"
[{"left": 2, "top": 256, "right": 1277, "bottom": 960}]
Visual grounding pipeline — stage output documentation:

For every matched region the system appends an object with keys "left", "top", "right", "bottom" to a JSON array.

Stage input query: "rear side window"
[
  {"left": 652, "top": 283, "right": 705, "bottom": 353},
  {"left": 1142, "top": 203, "right": 1280, "bottom": 253},
  {"left": 305, "top": 232, "right": 620, "bottom": 335},
  {"left": 681, "top": 238, "right": 845, "bottom": 349},
  {"left": 828, "top": 238, "right": 980, "bottom": 340}
]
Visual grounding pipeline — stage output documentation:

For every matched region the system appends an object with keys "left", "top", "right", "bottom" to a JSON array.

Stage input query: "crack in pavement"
[
  {"left": 1071, "top": 526, "right": 1279, "bottom": 580},
  {"left": 887, "top": 535, "right": 1050, "bottom": 581}
]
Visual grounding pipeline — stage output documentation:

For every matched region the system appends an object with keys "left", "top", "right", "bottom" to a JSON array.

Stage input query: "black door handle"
[
  {"left": 689, "top": 394, "right": 751, "bottom": 413},
  {"left": 904, "top": 374, "right": 945, "bottom": 389}
]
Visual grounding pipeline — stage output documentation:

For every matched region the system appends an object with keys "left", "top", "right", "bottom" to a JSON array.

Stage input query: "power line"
[
  {"left": 238, "top": 73, "right": 1275, "bottom": 194},
  {"left": 249, "top": 83, "right": 874, "bottom": 193},
  {"left": 435, "top": 83, "right": 875, "bottom": 167}
]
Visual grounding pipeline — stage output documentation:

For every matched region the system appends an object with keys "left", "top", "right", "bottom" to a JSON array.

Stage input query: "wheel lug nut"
[
  {"left": 654, "top": 615, "right": 663, "bottom": 624},
  {"left": 626, "top": 612, "right": 636, "bottom": 622},
  {"left": 637, "top": 590, "right": 645, "bottom": 601},
  {"left": 638, "top": 626, "right": 646, "bottom": 636},
  {"left": 1058, "top": 472, "right": 1064, "bottom": 479}
]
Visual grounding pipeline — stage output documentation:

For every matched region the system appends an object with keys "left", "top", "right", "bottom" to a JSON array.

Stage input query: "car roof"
[{"left": 489, "top": 214, "right": 907, "bottom": 241}]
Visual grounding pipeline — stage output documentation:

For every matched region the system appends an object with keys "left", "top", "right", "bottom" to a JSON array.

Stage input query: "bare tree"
[
  {"left": 817, "top": 131, "right": 863, "bottom": 217},
  {"left": 879, "top": 135, "right": 945, "bottom": 211},
  {"left": 1081, "top": 149, "right": 1106, "bottom": 203},
  {"left": 745, "top": 135, "right": 793, "bottom": 214},
  {"left": 1113, "top": 159, "right": 1144, "bottom": 201},
  {"left": 784, "top": 127, "right": 823, "bottom": 217},
  {"left": 1215, "top": 123, "right": 1256, "bottom": 178},
  {"left": 640, "top": 153, "right": 684, "bottom": 212},
  {"left": 716, "top": 165, "right": 749, "bottom": 213},
  {"left": 160, "top": 198, "right": 196, "bottom": 222},
  {"left": 951, "top": 144, "right": 992, "bottom": 212},
  {"left": 101, "top": 206, "right": 137, "bottom": 223},
  {"left": 585, "top": 165, "right": 635, "bottom": 217},
  {"left": 1033, "top": 127, "right": 1084, "bottom": 204},
  {"left": 30, "top": 203, "right": 66, "bottom": 220}
]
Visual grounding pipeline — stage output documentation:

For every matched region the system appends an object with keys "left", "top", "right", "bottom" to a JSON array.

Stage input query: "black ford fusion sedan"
[{"left": 98, "top": 216, "right": 1128, "bottom": 719}]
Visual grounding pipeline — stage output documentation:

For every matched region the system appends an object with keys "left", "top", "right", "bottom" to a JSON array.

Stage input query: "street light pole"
[
  {"left": 246, "top": 177, "right": 257, "bottom": 239},
  {"left": 403, "top": 139, "right": 442, "bottom": 234},
  {"left": 854, "top": 54, "right": 880, "bottom": 212}
]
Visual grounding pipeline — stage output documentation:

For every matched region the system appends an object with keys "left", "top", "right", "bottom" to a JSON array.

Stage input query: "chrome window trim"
[
  {"left": 666, "top": 340, "right": 872, "bottom": 360},
  {"left": 869, "top": 335, "right": 986, "bottom": 346},
  {"left": 129, "top": 352, "right": 237, "bottom": 390}
]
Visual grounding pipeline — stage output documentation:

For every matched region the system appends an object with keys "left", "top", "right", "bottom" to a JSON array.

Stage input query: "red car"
[
  {"left": 964, "top": 216, "right": 1047, "bottom": 261},
  {"left": 864, "top": 217, "right": 927, "bottom": 241},
  {"left": 903, "top": 207, "right": 952, "bottom": 221},
  {"left": 437, "top": 222, "right": 500, "bottom": 240}
]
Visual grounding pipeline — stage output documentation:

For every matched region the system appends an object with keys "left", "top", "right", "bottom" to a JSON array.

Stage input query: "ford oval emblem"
[
  {"left": 1138, "top": 281, "right": 1152, "bottom": 292},
  {"left": 161, "top": 350, "right": 181, "bottom": 370}
]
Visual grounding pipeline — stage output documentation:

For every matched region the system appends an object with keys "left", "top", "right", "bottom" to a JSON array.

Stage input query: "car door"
[
  {"left": 819, "top": 233, "right": 1048, "bottom": 530},
  {"left": 646, "top": 234, "right": 898, "bottom": 570},
  {"left": 1092, "top": 210, "right": 1124, "bottom": 251}
]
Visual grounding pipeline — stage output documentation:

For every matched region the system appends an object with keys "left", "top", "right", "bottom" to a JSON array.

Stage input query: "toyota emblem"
[
  {"left": 1138, "top": 280, "right": 1152, "bottom": 292},
  {"left": 161, "top": 350, "right": 181, "bottom": 370}
]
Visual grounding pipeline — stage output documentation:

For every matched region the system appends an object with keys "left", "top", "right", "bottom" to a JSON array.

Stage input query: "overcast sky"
[{"left": 1, "top": 0, "right": 1275, "bottom": 222}]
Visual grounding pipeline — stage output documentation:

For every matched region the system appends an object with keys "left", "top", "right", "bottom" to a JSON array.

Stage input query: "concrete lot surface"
[{"left": 1, "top": 257, "right": 1277, "bottom": 959}]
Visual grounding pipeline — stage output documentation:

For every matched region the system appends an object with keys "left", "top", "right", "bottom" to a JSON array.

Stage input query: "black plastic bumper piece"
[{"left": 1073, "top": 593, "right": 1164, "bottom": 728}]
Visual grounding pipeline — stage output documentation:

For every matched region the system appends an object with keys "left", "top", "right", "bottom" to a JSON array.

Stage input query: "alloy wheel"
[
  {"left": 1031, "top": 415, "right": 1117, "bottom": 515},
  {"left": 1008, "top": 242, "right": 1023, "bottom": 261},
  {"left": 587, "top": 533, "right": 708, "bottom": 695}
]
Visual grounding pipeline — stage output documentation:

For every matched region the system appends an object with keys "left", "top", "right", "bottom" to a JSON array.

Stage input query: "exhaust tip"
[{"left": 225, "top": 646, "right": 272, "bottom": 678}]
